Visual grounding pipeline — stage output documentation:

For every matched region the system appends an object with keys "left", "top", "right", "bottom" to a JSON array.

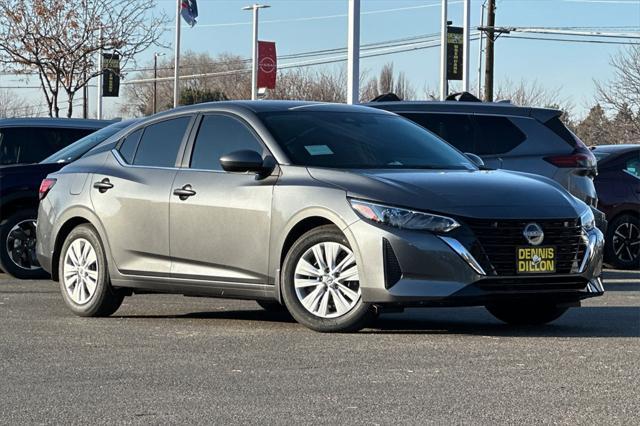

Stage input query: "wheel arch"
[
  {"left": 50, "top": 208, "right": 113, "bottom": 282},
  {"left": 0, "top": 194, "right": 39, "bottom": 223},
  {"left": 274, "top": 209, "right": 361, "bottom": 303}
]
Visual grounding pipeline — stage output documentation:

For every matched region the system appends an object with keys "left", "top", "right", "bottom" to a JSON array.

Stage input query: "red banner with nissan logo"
[{"left": 258, "top": 41, "right": 277, "bottom": 89}]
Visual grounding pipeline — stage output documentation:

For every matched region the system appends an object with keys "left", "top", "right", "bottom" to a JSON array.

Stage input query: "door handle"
[
  {"left": 173, "top": 184, "right": 196, "bottom": 200},
  {"left": 93, "top": 178, "right": 114, "bottom": 193}
]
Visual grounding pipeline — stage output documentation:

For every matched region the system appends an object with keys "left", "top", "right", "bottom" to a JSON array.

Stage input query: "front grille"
[
  {"left": 476, "top": 276, "right": 589, "bottom": 293},
  {"left": 464, "top": 218, "right": 587, "bottom": 276},
  {"left": 382, "top": 238, "right": 402, "bottom": 288}
]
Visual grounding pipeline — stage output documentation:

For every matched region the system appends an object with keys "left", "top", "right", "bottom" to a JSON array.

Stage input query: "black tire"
[
  {"left": 281, "top": 225, "right": 374, "bottom": 332},
  {"left": 486, "top": 302, "right": 569, "bottom": 325},
  {"left": 605, "top": 213, "right": 640, "bottom": 270},
  {"left": 58, "top": 224, "right": 124, "bottom": 317},
  {"left": 0, "top": 209, "right": 49, "bottom": 279}
]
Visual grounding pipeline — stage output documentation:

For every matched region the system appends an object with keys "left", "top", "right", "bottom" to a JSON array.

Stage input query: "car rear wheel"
[
  {"left": 281, "top": 225, "right": 373, "bottom": 332},
  {"left": 58, "top": 224, "right": 124, "bottom": 317},
  {"left": 0, "top": 209, "right": 49, "bottom": 279},
  {"left": 606, "top": 214, "right": 640, "bottom": 270},
  {"left": 486, "top": 302, "right": 569, "bottom": 325}
]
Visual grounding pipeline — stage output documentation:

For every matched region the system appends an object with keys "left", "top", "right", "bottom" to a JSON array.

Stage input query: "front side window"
[
  {"left": 190, "top": 115, "right": 264, "bottom": 171},
  {"left": 133, "top": 117, "right": 191, "bottom": 167},
  {"left": 625, "top": 154, "right": 640, "bottom": 178},
  {"left": 258, "top": 111, "right": 475, "bottom": 170}
]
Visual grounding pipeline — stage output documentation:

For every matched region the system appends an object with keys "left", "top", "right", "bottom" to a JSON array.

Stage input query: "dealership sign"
[
  {"left": 447, "top": 26, "right": 463, "bottom": 81},
  {"left": 102, "top": 53, "right": 120, "bottom": 97},
  {"left": 257, "top": 41, "right": 277, "bottom": 89}
]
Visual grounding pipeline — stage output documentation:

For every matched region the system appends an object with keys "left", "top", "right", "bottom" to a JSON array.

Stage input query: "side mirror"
[
  {"left": 464, "top": 152, "right": 485, "bottom": 168},
  {"left": 219, "top": 150, "right": 264, "bottom": 173}
]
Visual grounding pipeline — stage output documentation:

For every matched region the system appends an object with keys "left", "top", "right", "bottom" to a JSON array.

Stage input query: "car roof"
[
  {"left": 365, "top": 100, "right": 560, "bottom": 122},
  {"left": 590, "top": 144, "right": 640, "bottom": 154},
  {"left": 0, "top": 117, "right": 115, "bottom": 129},
  {"left": 151, "top": 100, "right": 392, "bottom": 118}
]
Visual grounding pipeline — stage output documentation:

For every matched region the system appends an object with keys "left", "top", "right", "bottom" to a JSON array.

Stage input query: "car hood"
[{"left": 307, "top": 168, "right": 584, "bottom": 219}]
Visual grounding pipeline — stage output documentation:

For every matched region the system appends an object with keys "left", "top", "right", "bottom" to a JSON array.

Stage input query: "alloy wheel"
[
  {"left": 612, "top": 221, "right": 640, "bottom": 264},
  {"left": 294, "top": 242, "right": 361, "bottom": 319},
  {"left": 6, "top": 219, "right": 40, "bottom": 270},
  {"left": 63, "top": 238, "right": 99, "bottom": 305}
]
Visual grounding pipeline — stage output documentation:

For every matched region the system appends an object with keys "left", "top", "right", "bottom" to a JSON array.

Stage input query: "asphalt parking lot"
[{"left": 1, "top": 270, "right": 638, "bottom": 425}]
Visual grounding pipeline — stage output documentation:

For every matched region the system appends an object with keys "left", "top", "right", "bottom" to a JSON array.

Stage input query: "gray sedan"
[{"left": 35, "top": 101, "right": 605, "bottom": 332}]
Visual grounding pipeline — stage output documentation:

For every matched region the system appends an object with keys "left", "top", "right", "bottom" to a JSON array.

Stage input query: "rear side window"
[
  {"left": 118, "top": 129, "right": 143, "bottom": 164},
  {"left": 401, "top": 113, "right": 474, "bottom": 152},
  {"left": 190, "top": 114, "right": 264, "bottom": 171},
  {"left": 132, "top": 117, "right": 191, "bottom": 167},
  {"left": 473, "top": 115, "right": 526, "bottom": 155},
  {"left": 543, "top": 116, "right": 578, "bottom": 147},
  {"left": 625, "top": 154, "right": 640, "bottom": 178},
  {"left": 0, "top": 126, "right": 93, "bottom": 165}
]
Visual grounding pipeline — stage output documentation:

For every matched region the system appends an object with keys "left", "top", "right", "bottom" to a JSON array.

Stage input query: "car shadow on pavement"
[
  {"left": 114, "top": 306, "right": 639, "bottom": 338},
  {"left": 366, "top": 306, "right": 640, "bottom": 337}
]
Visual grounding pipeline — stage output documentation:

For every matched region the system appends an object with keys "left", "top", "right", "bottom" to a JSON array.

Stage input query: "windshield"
[
  {"left": 258, "top": 111, "right": 476, "bottom": 170},
  {"left": 40, "top": 122, "right": 129, "bottom": 164}
]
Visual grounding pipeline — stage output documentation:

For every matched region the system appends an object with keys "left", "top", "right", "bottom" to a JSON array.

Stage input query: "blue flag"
[{"left": 181, "top": 0, "right": 198, "bottom": 27}]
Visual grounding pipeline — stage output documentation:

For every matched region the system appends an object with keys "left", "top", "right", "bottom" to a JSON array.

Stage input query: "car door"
[
  {"left": 90, "top": 115, "right": 194, "bottom": 276},
  {"left": 169, "top": 113, "right": 276, "bottom": 285}
]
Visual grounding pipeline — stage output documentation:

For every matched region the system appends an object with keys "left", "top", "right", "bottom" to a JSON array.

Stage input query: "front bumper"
[{"left": 346, "top": 220, "right": 604, "bottom": 306}]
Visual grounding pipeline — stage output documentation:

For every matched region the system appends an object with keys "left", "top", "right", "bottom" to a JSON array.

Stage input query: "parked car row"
[{"left": 0, "top": 100, "right": 635, "bottom": 332}]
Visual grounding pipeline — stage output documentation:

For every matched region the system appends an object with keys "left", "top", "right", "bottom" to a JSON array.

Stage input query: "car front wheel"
[
  {"left": 486, "top": 302, "right": 569, "bottom": 325},
  {"left": 281, "top": 225, "right": 373, "bottom": 332},
  {"left": 58, "top": 224, "right": 124, "bottom": 317}
]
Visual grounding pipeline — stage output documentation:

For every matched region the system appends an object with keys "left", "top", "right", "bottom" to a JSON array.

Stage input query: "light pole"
[
  {"left": 347, "top": 0, "right": 360, "bottom": 105},
  {"left": 242, "top": 3, "right": 270, "bottom": 101},
  {"left": 153, "top": 52, "right": 166, "bottom": 114},
  {"left": 462, "top": 0, "right": 470, "bottom": 92}
]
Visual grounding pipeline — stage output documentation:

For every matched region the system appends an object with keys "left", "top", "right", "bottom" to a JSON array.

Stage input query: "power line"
[{"left": 503, "top": 35, "right": 639, "bottom": 45}]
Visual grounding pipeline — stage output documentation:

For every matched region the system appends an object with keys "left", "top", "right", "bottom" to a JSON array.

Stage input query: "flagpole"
[{"left": 173, "top": 0, "right": 181, "bottom": 108}]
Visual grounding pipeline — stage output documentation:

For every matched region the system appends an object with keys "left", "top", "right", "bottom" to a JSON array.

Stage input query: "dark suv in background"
[
  {"left": 0, "top": 119, "right": 132, "bottom": 279},
  {"left": 0, "top": 118, "right": 111, "bottom": 166},
  {"left": 368, "top": 98, "right": 599, "bottom": 208}
]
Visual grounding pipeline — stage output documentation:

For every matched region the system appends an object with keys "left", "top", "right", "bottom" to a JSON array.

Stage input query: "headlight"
[
  {"left": 580, "top": 206, "right": 595, "bottom": 231},
  {"left": 349, "top": 199, "right": 460, "bottom": 233}
]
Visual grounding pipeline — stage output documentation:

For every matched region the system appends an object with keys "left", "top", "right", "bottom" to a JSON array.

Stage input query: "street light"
[
  {"left": 153, "top": 52, "right": 166, "bottom": 114},
  {"left": 242, "top": 3, "right": 270, "bottom": 100}
]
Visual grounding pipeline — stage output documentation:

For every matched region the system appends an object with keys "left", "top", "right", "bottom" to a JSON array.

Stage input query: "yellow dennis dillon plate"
[{"left": 517, "top": 246, "right": 556, "bottom": 274}]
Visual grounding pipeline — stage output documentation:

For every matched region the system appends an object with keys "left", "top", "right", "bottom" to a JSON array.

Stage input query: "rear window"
[
  {"left": 0, "top": 126, "right": 93, "bottom": 165},
  {"left": 543, "top": 116, "right": 578, "bottom": 147}
]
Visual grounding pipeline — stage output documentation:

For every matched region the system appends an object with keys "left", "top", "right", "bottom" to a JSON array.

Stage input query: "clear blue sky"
[{"left": 4, "top": 0, "right": 639, "bottom": 118}]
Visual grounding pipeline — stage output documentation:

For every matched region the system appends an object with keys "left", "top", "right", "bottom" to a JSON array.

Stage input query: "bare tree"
[
  {"left": 360, "top": 62, "right": 415, "bottom": 102},
  {"left": 122, "top": 51, "right": 251, "bottom": 117},
  {"left": 0, "top": 0, "right": 167, "bottom": 118},
  {"left": 269, "top": 67, "right": 346, "bottom": 103},
  {"left": 596, "top": 45, "right": 640, "bottom": 133},
  {"left": 0, "top": 89, "right": 36, "bottom": 118}
]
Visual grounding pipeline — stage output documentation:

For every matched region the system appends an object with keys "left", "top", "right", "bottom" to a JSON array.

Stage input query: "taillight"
[
  {"left": 544, "top": 144, "right": 597, "bottom": 169},
  {"left": 39, "top": 178, "right": 57, "bottom": 200}
]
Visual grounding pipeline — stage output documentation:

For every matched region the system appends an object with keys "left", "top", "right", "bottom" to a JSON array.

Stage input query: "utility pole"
[
  {"left": 439, "top": 0, "right": 448, "bottom": 100},
  {"left": 243, "top": 4, "right": 270, "bottom": 101},
  {"left": 347, "top": 0, "right": 360, "bottom": 105},
  {"left": 82, "top": 69, "right": 88, "bottom": 119},
  {"left": 153, "top": 52, "right": 165, "bottom": 114},
  {"left": 477, "top": 1, "right": 486, "bottom": 98},
  {"left": 484, "top": 0, "right": 495, "bottom": 102}
]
